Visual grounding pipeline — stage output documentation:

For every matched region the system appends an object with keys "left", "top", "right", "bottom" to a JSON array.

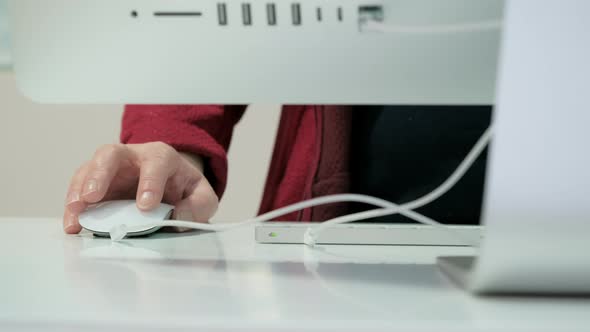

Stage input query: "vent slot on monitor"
[
  {"left": 153, "top": 11, "right": 202, "bottom": 17},
  {"left": 217, "top": 3, "right": 228, "bottom": 25},
  {"left": 242, "top": 3, "right": 252, "bottom": 25},
  {"left": 267, "top": 3, "right": 277, "bottom": 25},
  {"left": 291, "top": 3, "right": 302, "bottom": 25}
]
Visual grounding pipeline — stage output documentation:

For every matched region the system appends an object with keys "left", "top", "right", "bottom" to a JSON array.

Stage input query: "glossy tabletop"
[{"left": 1, "top": 218, "right": 589, "bottom": 332}]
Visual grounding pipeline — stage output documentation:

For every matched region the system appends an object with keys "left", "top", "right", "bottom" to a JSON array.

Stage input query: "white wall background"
[{"left": 0, "top": 71, "right": 280, "bottom": 221}]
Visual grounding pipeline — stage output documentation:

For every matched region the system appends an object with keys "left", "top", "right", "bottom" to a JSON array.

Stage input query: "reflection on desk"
[{"left": 0, "top": 218, "right": 589, "bottom": 332}]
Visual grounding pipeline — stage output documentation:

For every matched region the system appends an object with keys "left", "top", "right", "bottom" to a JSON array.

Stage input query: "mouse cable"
[
  {"left": 109, "top": 194, "right": 435, "bottom": 240},
  {"left": 110, "top": 126, "right": 493, "bottom": 247}
]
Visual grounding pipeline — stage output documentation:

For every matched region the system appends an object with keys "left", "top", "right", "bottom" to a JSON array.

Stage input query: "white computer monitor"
[{"left": 8, "top": 0, "right": 502, "bottom": 104}]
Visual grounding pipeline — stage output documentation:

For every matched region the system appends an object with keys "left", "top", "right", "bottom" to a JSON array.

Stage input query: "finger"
[
  {"left": 81, "top": 144, "right": 127, "bottom": 203},
  {"left": 64, "top": 163, "right": 90, "bottom": 215},
  {"left": 173, "top": 180, "right": 219, "bottom": 223},
  {"left": 135, "top": 144, "right": 179, "bottom": 211},
  {"left": 63, "top": 210, "right": 82, "bottom": 234}
]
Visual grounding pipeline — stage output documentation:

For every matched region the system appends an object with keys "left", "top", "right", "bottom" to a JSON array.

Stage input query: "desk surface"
[{"left": 1, "top": 218, "right": 589, "bottom": 332}]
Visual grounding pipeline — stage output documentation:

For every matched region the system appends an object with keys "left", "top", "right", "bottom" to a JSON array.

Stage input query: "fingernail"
[
  {"left": 65, "top": 192, "right": 81, "bottom": 206},
  {"left": 139, "top": 191, "right": 155, "bottom": 208},
  {"left": 82, "top": 179, "right": 98, "bottom": 196}
]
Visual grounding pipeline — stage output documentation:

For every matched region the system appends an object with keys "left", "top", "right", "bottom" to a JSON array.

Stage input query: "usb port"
[
  {"left": 267, "top": 3, "right": 277, "bottom": 25},
  {"left": 291, "top": 3, "right": 301, "bottom": 25},
  {"left": 217, "top": 3, "right": 227, "bottom": 25},
  {"left": 359, "top": 5, "right": 384, "bottom": 26},
  {"left": 242, "top": 3, "right": 252, "bottom": 26}
]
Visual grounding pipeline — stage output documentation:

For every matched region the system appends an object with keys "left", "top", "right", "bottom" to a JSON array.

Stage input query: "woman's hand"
[{"left": 62, "top": 142, "right": 219, "bottom": 234}]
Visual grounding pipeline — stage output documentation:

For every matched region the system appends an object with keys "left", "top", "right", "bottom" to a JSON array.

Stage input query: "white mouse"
[{"left": 78, "top": 200, "right": 174, "bottom": 238}]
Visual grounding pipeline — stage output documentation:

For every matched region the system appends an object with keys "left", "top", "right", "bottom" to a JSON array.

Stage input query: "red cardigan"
[{"left": 121, "top": 105, "right": 351, "bottom": 221}]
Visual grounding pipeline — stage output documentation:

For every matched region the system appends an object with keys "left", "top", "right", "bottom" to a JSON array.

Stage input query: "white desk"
[{"left": 1, "top": 218, "right": 589, "bottom": 332}]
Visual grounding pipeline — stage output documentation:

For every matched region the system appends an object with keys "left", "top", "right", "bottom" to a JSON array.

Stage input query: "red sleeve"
[{"left": 120, "top": 104, "right": 247, "bottom": 199}]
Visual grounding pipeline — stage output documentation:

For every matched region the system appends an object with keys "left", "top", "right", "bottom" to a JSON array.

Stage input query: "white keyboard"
[{"left": 255, "top": 222, "right": 483, "bottom": 246}]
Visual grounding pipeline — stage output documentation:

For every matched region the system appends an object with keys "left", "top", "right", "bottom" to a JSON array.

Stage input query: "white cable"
[
  {"left": 304, "top": 126, "right": 493, "bottom": 246},
  {"left": 361, "top": 20, "right": 502, "bottom": 34},
  {"left": 110, "top": 126, "right": 493, "bottom": 247},
  {"left": 109, "top": 193, "right": 428, "bottom": 239}
]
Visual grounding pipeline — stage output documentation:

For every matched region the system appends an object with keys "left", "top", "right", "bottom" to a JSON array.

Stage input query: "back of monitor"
[
  {"left": 449, "top": 0, "right": 590, "bottom": 295},
  {"left": 8, "top": 0, "right": 502, "bottom": 104}
]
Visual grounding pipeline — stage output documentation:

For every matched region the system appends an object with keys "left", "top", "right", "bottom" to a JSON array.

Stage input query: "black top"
[{"left": 349, "top": 105, "right": 492, "bottom": 225}]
